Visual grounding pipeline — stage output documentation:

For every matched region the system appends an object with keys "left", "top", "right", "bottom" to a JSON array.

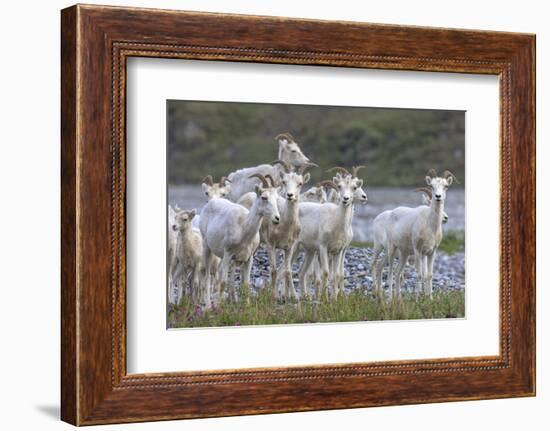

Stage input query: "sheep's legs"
[
  {"left": 241, "top": 257, "right": 253, "bottom": 303},
  {"left": 374, "top": 251, "right": 387, "bottom": 297},
  {"left": 413, "top": 253, "right": 424, "bottom": 298},
  {"left": 281, "top": 246, "right": 298, "bottom": 300},
  {"left": 370, "top": 245, "right": 382, "bottom": 294},
  {"left": 333, "top": 250, "right": 345, "bottom": 298},
  {"left": 191, "top": 268, "right": 201, "bottom": 304},
  {"left": 311, "top": 255, "right": 322, "bottom": 298},
  {"left": 386, "top": 248, "right": 396, "bottom": 298},
  {"left": 318, "top": 246, "right": 330, "bottom": 298},
  {"left": 395, "top": 253, "right": 407, "bottom": 298},
  {"left": 218, "top": 253, "right": 232, "bottom": 304},
  {"left": 337, "top": 249, "right": 347, "bottom": 297},
  {"left": 425, "top": 251, "right": 436, "bottom": 299},
  {"left": 168, "top": 257, "right": 176, "bottom": 305},
  {"left": 298, "top": 250, "right": 315, "bottom": 299},
  {"left": 203, "top": 248, "right": 214, "bottom": 307},
  {"left": 267, "top": 246, "right": 278, "bottom": 297}
]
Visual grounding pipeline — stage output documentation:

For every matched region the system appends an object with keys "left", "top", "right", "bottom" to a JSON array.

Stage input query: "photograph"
[
  {"left": 166, "top": 100, "right": 465, "bottom": 328},
  {"left": 50, "top": 2, "right": 536, "bottom": 426}
]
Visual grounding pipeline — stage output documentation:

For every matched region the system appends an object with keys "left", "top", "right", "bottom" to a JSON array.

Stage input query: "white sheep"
[
  {"left": 371, "top": 170, "right": 455, "bottom": 298},
  {"left": 296, "top": 174, "right": 356, "bottom": 299},
  {"left": 200, "top": 174, "right": 281, "bottom": 306},
  {"left": 170, "top": 209, "right": 203, "bottom": 304},
  {"left": 300, "top": 184, "right": 328, "bottom": 203},
  {"left": 262, "top": 161, "right": 314, "bottom": 299},
  {"left": 226, "top": 133, "right": 313, "bottom": 202},
  {"left": 370, "top": 187, "right": 449, "bottom": 295},
  {"left": 303, "top": 167, "right": 368, "bottom": 296},
  {"left": 371, "top": 184, "right": 451, "bottom": 297},
  {"left": 325, "top": 166, "right": 368, "bottom": 205},
  {"left": 190, "top": 175, "right": 232, "bottom": 229},
  {"left": 168, "top": 176, "right": 230, "bottom": 302},
  {"left": 167, "top": 204, "right": 180, "bottom": 303}
]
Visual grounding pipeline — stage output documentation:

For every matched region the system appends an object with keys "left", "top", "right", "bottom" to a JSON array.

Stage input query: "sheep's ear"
[
  {"left": 201, "top": 183, "right": 209, "bottom": 192},
  {"left": 303, "top": 173, "right": 311, "bottom": 184},
  {"left": 356, "top": 179, "right": 364, "bottom": 187},
  {"left": 255, "top": 184, "right": 262, "bottom": 196},
  {"left": 189, "top": 209, "right": 197, "bottom": 219},
  {"left": 446, "top": 176, "right": 453, "bottom": 186},
  {"left": 279, "top": 171, "right": 284, "bottom": 179},
  {"left": 425, "top": 176, "right": 432, "bottom": 185},
  {"left": 333, "top": 175, "right": 341, "bottom": 185}
]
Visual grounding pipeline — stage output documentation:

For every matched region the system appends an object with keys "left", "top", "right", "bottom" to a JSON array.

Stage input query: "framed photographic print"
[{"left": 61, "top": 4, "right": 535, "bottom": 425}]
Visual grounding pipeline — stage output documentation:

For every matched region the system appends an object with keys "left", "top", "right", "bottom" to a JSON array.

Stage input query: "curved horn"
[
  {"left": 442, "top": 170, "right": 460, "bottom": 184},
  {"left": 271, "top": 159, "right": 291, "bottom": 173},
  {"left": 218, "top": 176, "right": 231, "bottom": 185},
  {"left": 298, "top": 162, "right": 319, "bottom": 175},
  {"left": 202, "top": 175, "right": 214, "bottom": 186},
  {"left": 427, "top": 168, "right": 438, "bottom": 178},
  {"left": 318, "top": 180, "right": 339, "bottom": 192},
  {"left": 274, "top": 132, "right": 295, "bottom": 142},
  {"left": 264, "top": 174, "right": 277, "bottom": 188},
  {"left": 352, "top": 165, "right": 366, "bottom": 177},
  {"left": 248, "top": 173, "right": 269, "bottom": 189},
  {"left": 326, "top": 166, "right": 351, "bottom": 176},
  {"left": 415, "top": 187, "right": 433, "bottom": 199}
]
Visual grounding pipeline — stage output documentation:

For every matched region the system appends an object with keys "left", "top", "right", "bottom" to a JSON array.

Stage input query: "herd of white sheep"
[{"left": 168, "top": 132, "right": 456, "bottom": 308}]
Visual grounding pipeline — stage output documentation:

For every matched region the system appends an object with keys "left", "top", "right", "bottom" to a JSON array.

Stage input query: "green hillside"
[{"left": 167, "top": 100, "right": 465, "bottom": 187}]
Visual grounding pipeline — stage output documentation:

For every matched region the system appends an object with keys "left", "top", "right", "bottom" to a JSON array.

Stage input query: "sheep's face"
[
  {"left": 172, "top": 209, "right": 197, "bottom": 232},
  {"left": 202, "top": 181, "right": 231, "bottom": 201},
  {"left": 255, "top": 185, "right": 281, "bottom": 224},
  {"left": 425, "top": 175, "right": 453, "bottom": 203},
  {"left": 278, "top": 136, "right": 310, "bottom": 168},
  {"left": 279, "top": 171, "right": 310, "bottom": 202},
  {"left": 351, "top": 177, "right": 368, "bottom": 204},
  {"left": 301, "top": 186, "right": 327, "bottom": 203},
  {"left": 331, "top": 173, "right": 367, "bottom": 204},
  {"left": 420, "top": 193, "right": 449, "bottom": 223},
  {"left": 333, "top": 175, "right": 355, "bottom": 207}
]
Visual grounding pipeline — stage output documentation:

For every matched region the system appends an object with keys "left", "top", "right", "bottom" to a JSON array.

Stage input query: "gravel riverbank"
[{"left": 243, "top": 246, "right": 465, "bottom": 295}]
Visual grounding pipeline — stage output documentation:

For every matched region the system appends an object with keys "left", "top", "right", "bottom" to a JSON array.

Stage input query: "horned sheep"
[{"left": 199, "top": 174, "right": 281, "bottom": 306}]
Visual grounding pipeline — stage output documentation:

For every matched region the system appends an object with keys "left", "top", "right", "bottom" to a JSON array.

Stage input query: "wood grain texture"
[{"left": 60, "top": 4, "right": 536, "bottom": 425}]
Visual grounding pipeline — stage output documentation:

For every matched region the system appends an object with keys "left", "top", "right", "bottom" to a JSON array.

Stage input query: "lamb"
[
  {"left": 370, "top": 187, "right": 448, "bottom": 297},
  {"left": 371, "top": 169, "right": 455, "bottom": 298},
  {"left": 296, "top": 173, "right": 357, "bottom": 299},
  {"left": 167, "top": 176, "right": 230, "bottom": 303},
  {"left": 170, "top": 209, "right": 203, "bottom": 304},
  {"left": 199, "top": 174, "right": 281, "bottom": 306},
  {"left": 226, "top": 133, "right": 313, "bottom": 201},
  {"left": 167, "top": 204, "right": 181, "bottom": 303}
]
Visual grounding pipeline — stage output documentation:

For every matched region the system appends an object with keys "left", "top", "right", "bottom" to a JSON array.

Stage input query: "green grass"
[
  {"left": 439, "top": 230, "right": 465, "bottom": 254},
  {"left": 350, "top": 240, "right": 374, "bottom": 249},
  {"left": 168, "top": 288, "right": 465, "bottom": 329}
]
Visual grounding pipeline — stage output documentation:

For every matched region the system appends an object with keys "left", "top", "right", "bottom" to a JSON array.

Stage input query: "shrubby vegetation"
[{"left": 167, "top": 101, "right": 465, "bottom": 186}]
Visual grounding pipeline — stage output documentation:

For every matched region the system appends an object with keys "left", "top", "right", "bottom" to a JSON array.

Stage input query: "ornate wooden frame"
[{"left": 61, "top": 4, "right": 535, "bottom": 425}]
